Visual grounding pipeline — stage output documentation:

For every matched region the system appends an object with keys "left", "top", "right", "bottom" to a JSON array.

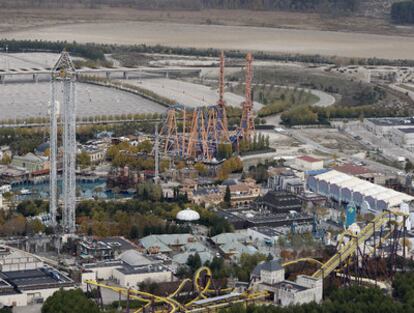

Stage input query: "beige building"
[
  {"left": 11, "top": 153, "right": 49, "bottom": 173},
  {"left": 294, "top": 156, "right": 324, "bottom": 171}
]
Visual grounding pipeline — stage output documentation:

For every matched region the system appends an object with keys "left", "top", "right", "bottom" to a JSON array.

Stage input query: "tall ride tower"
[
  {"left": 240, "top": 53, "right": 255, "bottom": 141},
  {"left": 50, "top": 51, "right": 77, "bottom": 233}
]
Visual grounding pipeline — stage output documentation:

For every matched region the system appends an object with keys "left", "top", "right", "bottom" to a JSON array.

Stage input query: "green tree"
[
  {"left": 129, "top": 225, "right": 140, "bottom": 239},
  {"left": 224, "top": 185, "right": 231, "bottom": 207},
  {"left": 42, "top": 289, "right": 100, "bottom": 313},
  {"left": 187, "top": 253, "right": 202, "bottom": 273},
  {"left": 77, "top": 151, "right": 91, "bottom": 169}
]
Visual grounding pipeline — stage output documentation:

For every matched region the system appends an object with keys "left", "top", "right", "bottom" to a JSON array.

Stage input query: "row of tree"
[
  {"left": 3, "top": 0, "right": 360, "bottom": 13},
  {"left": 3, "top": 39, "right": 414, "bottom": 71},
  {"left": 391, "top": 1, "right": 414, "bottom": 24},
  {"left": 280, "top": 103, "right": 409, "bottom": 126}
]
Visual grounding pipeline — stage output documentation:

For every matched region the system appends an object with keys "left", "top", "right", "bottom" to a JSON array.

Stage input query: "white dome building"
[{"left": 176, "top": 208, "right": 200, "bottom": 222}]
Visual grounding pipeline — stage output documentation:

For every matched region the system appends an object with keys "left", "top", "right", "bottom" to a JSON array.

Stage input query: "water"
[{"left": 11, "top": 179, "right": 132, "bottom": 201}]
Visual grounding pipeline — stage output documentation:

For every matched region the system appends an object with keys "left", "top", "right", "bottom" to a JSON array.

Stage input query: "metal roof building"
[{"left": 307, "top": 170, "right": 414, "bottom": 212}]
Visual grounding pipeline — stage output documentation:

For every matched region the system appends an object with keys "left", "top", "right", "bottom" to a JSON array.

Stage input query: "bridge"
[{"left": 0, "top": 66, "right": 201, "bottom": 83}]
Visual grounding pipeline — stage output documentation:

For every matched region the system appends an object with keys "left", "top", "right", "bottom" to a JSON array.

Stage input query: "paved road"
[
  {"left": 125, "top": 78, "right": 263, "bottom": 110},
  {"left": 260, "top": 84, "right": 335, "bottom": 108},
  {"left": 205, "top": 80, "right": 336, "bottom": 109}
]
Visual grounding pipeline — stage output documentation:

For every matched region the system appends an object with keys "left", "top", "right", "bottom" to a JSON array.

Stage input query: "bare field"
[
  {"left": 0, "top": 8, "right": 411, "bottom": 36},
  {"left": 4, "top": 21, "right": 414, "bottom": 60},
  {"left": 303, "top": 129, "right": 366, "bottom": 152}
]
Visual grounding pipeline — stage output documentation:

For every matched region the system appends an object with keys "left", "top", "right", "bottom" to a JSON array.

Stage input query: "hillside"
[{"left": 0, "top": 0, "right": 402, "bottom": 17}]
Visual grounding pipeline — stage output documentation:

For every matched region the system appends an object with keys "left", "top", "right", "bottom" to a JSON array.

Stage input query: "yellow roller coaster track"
[
  {"left": 86, "top": 266, "right": 268, "bottom": 313},
  {"left": 311, "top": 210, "right": 407, "bottom": 280},
  {"left": 282, "top": 258, "right": 324, "bottom": 268}
]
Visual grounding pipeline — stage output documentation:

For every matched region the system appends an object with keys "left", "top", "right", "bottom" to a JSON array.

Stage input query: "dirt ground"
[
  {"left": 0, "top": 8, "right": 413, "bottom": 37},
  {"left": 5, "top": 20, "right": 414, "bottom": 60},
  {"left": 303, "top": 128, "right": 366, "bottom": 152}
]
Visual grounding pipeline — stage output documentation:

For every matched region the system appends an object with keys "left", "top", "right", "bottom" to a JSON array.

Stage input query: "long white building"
[{"left": 307, "top": 170, "right": 414, "bottom": 212}]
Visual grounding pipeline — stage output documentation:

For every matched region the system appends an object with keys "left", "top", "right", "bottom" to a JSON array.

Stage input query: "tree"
[
  {"left": 392, "top": 1, "right": 414, "bottom": 24},
  {"left": 42, "top": 289, "right": 100, "bottom": 313},
  {"left": 224, "top": 185, "right": 231, "bottom": 207},
  {"left": 217, "top": 143, "right": 232, "bottom": 160},
  {"left": 27, "top": 219, "right": 46, "bottom": 234},
  {"left": 129, "top": 225, "right": 139, "bottom": 239},
  {"left": 187, "top": 253, "right": 202, "bottom": 273},
  {"left": 76, "top": 151, "right": 91, "bottom": 169},
  {"left": 405, "top": 160, "right": 413, "bottom": 172},
  {"left": 0, "top": 154, "right": 11, "bottom": 165},
  {"left": 194, "top": 162, "right": 208, "bottom": 175}
]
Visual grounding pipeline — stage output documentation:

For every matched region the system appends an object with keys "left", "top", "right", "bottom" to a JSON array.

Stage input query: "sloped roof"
[
  {"left": 140, "top": 234, "right": 195, "bottom": 252},
  {"left": 117, "top": 250, "right": 154, "bottom": 267},
  {"left": 251, "top": 260, "right": 283, "bottom": 277},
  {"left": 184, "top": 242, "right": 208, "bottom": 253},
  {"left": 334, "top": 163, "right": 372, "bottom": 176},
  {"left": 220, "top": 241, "right": 257, "bottom": 256},
  {"left": 172, "top": 251, "right": 214, "bottom": 265},
  {"left": 210, "top": 233, "right": 247, "bottom": 246},
  {"left": 140, "top": 236, "right": 172, "bottom": 253},
  {"left": 297, "top": 155, "right": 321, "bottom": 163}
]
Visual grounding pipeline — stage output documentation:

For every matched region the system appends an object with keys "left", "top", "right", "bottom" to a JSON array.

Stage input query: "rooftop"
[
  {"left": 115, "top": 264, "right": 169, "bottom": 275},
  {"left": 367, "top": 117, "right": 414, "bottom": 126},
  {"left": 297, "top": 155, "right": 321, "bottom": 163},
  {"left": 273, "top": 280, "right": 308, "bottom": 292},
  {"left": 334, "top": 163, "right": 372, "bottom": 176},
  {"left": 118, "top": 250, "right": 156, "bottom": 267},
  {"left": 0, "top": 268, "right": 74, "bottom": 290},
  {"left": 398, "top": 127, "right": 414, "bottom": 134},
  {"left": 252, "top": 260, "right": 283, "bottom": 277},
  {"left": 250, "top": 226, "right": 282, "bottom": 238}
]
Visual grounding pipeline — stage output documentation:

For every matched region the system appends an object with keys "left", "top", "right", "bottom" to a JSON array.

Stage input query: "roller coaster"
[
  {"left": 282, "top": 209, "right": 409, "bottom": 284},
  {"left": 85, "top": 210, "right": 408, "bottom": 312},
  {"left": 85, "top": 267, "right": 268, "bottom": 313},
  {"left": 158, "top": 52, "right": 254, "bottom": 161}
]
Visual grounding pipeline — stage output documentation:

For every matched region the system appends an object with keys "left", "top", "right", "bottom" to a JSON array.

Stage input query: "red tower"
[{"left": 240, "top": 53, "right": 255, "bottom": 141}]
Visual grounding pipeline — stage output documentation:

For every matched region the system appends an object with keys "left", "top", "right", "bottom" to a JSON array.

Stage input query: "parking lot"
[{"left": 0, "top": 82, "right": 166, "bottom": 120}]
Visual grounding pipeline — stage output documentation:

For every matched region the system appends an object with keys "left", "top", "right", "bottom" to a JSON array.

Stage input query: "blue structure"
[{"left": 345, "top": 202, "right": 357, "bottom": 228}]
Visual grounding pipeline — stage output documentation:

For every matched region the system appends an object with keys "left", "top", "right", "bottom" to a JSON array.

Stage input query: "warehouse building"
[
  {"left": 0, "top": 248, "right": 75, "bottom": 307},
  {"left": 363, "top": 117, "right": 414, "bottom": 137},
  {"left": 0, "top": 267, "right": 75, "bottom": 307},
  {"left": 81, "top": 249, "right": 173, "bottom": 289},
  {"left": 253, "top": 191, "right": 303, "bottom": 214},
  {"left": 307, "top": 170, "right": 414, "bottom": 212}
]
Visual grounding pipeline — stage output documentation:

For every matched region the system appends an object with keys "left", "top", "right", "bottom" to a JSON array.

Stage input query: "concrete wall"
[
  {"left": 113, "top": 269, "right": 172, "bottom": 288},
  {"left": 0, "top": 293, "right": 27, "bottom": 307},
  {"left": 296, "top": 275, "right": 323, "bottom": 304},
  {"left": 88, "top": 265, "right": 122, "bottom": 280},
  {"left": 0, "top": 258, "right": 44, "bottom": 272},
  {"left": 276, "top": 287, "right": 318, "bottom": 306},
  {"left": 81, "top": 271, "right": 97, "bottom": 291},
  {"left": 0, "top": 286, "right": 75, "bottom": 307},
  {"left": 261, "top": 269, "right": 284, "bottom": 285}
]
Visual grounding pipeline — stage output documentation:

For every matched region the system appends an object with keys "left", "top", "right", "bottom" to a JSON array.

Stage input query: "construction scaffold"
[{"left": 158, "top": 52, "right": 254, "bottom": 161}]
